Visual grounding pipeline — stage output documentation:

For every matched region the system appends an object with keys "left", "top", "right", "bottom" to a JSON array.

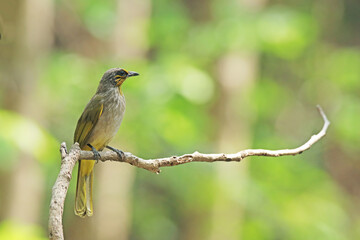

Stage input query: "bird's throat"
[{"left": 116, "top": 78, "right": 126, "bottom": 96}]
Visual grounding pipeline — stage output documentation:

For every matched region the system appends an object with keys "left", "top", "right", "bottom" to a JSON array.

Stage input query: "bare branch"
[
  {"left": 79, "top": 105, "right": 330, "bottom": 173},
  {"left": 48, "top": 106, "right": 330, "bottom": 239},
  {"left": 49, "top": 143, "right": 80, "bottom": 240}
]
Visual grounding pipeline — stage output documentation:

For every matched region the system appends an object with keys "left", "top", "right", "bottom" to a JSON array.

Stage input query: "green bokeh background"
[{"left": 0, "top": 0, "right": 359, "bottom": 239}]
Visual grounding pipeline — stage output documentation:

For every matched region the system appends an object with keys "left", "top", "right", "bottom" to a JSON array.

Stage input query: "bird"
[{"left": 73, "top": 67, "right": 139, "bottom": 217}]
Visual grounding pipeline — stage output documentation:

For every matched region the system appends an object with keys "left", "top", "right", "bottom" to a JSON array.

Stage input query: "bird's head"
[{"left": 98, "top": 68, "right": 139, "bottom": 93}]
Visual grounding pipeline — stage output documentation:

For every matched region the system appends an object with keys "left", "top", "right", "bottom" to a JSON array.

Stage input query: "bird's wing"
[{"left": 74, "top": 95, "right": 104, "bottom": 149}]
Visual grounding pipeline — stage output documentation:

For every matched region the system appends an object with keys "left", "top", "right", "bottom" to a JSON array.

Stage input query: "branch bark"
[
  {"left": 48, "top": 105, "right": 330, "bottom": 239},
  {"left": 49, "top": 143, "right": 80, "bottom": 240},
  {"left": 79, "top": 105, "right": 330, "bottom": 173}
]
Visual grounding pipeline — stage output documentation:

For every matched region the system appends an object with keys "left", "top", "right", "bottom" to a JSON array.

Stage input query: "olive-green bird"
[{"left": 74, "top": 68, "right": 139, "bottom": 217}]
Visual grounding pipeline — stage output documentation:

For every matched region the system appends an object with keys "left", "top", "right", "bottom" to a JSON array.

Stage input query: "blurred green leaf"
[
  {"left": 251, "top": 78, "right": 292, "bottom": 119},
  {"left": 0, "top": 109, "right": 59, "bottom": 165},
  {"left": 333, "top": 96, "right": 360, "bottom": 149},
  {"left": 257, "top": 6, "right": 317, "bottom": 59},
  {"left": 75, "top": 0, "right": 117, "bottom": 38},
  {"left": 0, "top": 221, "right": 47, "bottom": 240},
  {"left": 326, "top": 48, "right": 360, "bottom": 91}
]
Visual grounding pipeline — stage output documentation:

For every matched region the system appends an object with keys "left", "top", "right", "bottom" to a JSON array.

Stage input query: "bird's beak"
[{"left": 127, "top": 71, "right": 139, "bottom": 77}]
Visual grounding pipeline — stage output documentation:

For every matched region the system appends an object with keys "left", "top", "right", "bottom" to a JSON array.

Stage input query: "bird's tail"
[{"left": 74, "top": 160, "right": 95, "bottom": 217}]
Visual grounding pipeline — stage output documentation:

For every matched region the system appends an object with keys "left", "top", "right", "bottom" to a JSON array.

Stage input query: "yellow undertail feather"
[{"left": 75, "top": 160, "right": 95, "bottom": 217}]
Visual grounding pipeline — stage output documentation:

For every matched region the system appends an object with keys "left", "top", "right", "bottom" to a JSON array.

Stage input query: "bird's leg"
[
  {"left": 87, "top": 144, "right": 101, "bottom": 163},
  {"left": 106, "top": 145, "right": 125, "bottom": 161}
]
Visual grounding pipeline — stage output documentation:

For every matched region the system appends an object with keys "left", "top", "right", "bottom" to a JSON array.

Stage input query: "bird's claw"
[
  {"left": 94, "top": 152, "right": 101, "bottom": 164},
  {"left": 87, "top": 144, "right": 101, "bottom": 163},
  {"left": 106, "top": 145, "right": 125, "bottom": 160}
]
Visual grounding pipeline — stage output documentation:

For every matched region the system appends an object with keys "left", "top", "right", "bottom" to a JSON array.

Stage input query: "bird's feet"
[
  {"left": 87, "top": 144, "right": 101, "bottom": 163},
  {"left": 106, "top": 145, "right": 125, "bottom": 161}
]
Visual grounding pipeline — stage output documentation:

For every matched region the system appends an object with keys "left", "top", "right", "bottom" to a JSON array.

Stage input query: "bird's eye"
[{"left": 119, "top": 70, "right": 127, "bottom": 77}]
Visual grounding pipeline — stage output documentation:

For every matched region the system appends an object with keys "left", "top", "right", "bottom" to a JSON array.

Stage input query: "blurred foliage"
[
  {"left": 0, "top": 110, "right": 59, "bottom": 168},
  {"left": 74, "top": 0, "right": 117, "bottom": 38},
  {"left": 0, "top": 221, "right": 47, "bottom": 240},
  {"left": 0, "top": 0, "right": 360, "bottom": 239},
  {"left": 257, "top": 6, "right": 318, "bottom": 59}
]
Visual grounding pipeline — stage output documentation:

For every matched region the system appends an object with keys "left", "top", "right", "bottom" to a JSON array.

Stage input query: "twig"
[
  {"left": 48, "top": 106, "right": 330, "bottom": 239},
  {"left": 79, "top": 105, "right": 330, "bottom": 174}
]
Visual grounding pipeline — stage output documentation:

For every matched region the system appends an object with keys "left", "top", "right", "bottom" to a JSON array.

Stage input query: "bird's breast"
[{"left": 88, "top": 91, "right": 126, "bottom": 150}]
